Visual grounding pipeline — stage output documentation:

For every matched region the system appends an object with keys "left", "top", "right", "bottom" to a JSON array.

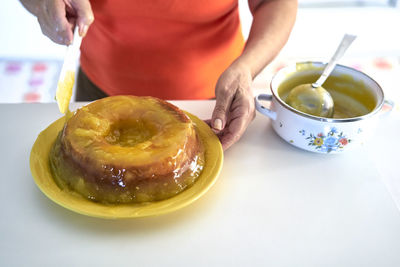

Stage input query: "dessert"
[{"left": 49, "top": 95, "right": 204, "bottom": 204}]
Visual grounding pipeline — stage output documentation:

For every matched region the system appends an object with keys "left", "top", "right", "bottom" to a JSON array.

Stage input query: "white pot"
[{"left": 254, "top": 62, "right": 389, "bottom": 154}]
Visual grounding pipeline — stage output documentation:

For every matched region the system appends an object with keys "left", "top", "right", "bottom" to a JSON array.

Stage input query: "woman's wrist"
[
  {"left": 238, "top": 0, "right": 298, "bottom": 79},
  {"left": 232, "top": 51, "right": 265, "bottom": 81},
  {"left": 20, "top": 0, "right": 40, "bottom": 16}
]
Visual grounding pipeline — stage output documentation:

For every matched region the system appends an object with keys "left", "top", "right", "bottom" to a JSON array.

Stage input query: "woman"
[{"left": 20, "top": 0, "right": 297, "bottom": 150}]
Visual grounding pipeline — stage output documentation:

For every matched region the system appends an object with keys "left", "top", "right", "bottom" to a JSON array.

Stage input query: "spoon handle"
[{"left": 312, "top": 34, "right": 356, "bottom": 88}]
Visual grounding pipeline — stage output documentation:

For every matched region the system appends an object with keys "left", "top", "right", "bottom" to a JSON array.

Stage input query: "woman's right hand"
[{"left": 20, "top": 0, "right": 94, "bottom": 45}]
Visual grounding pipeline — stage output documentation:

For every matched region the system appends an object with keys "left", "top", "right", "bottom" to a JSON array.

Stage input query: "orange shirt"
[{"left": 80, "top": 0, "right": 245, "bottom": 100}]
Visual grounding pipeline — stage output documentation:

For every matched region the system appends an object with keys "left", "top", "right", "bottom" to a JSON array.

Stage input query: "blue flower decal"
[{"left": 301, "top": 127, "right": 352, "bottom": 153}]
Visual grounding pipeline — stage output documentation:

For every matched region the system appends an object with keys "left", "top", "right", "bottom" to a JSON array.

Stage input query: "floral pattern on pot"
[{"left": 300, "top": 127, "right": 352, "bottom": 153}]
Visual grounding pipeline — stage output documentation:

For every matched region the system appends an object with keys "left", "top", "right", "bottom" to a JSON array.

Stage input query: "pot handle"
[
  {"left": 254, "top": 93, "right": 277, "bottom": 121},
  {"left": 380, "top": 99, "right": 395, "bottom": 117}
]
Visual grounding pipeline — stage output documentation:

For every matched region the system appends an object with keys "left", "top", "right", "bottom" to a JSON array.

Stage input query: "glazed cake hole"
[{"left": 104, "top": 119, "right": 158, "bottom": 147}]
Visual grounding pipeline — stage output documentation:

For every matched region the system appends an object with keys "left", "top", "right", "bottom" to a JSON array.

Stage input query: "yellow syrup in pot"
[{"left": 278, "top": 72, "right": 377, "bottom": 118}]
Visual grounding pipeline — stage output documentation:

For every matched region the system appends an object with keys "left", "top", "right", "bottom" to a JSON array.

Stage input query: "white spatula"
[{"left": 55, "top": 27, "right": 83, "bottom": 114}]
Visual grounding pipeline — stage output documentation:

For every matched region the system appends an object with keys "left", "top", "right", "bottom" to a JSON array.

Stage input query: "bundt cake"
[{"left": 49, "top": 95, "right": 204, "bottom": 204}]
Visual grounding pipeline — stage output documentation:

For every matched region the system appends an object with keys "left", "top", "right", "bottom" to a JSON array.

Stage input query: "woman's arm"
[
  {"left": 211, "top": 0, "right": 297, "bottom": 150},
  {"left": 240, "top": 0, "right": 297, "bottom": 78}
]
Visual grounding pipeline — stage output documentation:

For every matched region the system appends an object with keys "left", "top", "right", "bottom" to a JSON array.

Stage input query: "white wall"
[{"left": 0, "top": 1, "right": 66, "bottom": 59}]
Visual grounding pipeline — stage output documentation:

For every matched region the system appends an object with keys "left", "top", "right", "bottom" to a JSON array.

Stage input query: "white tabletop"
[{"left": 1, "top": 101, "right": 400, "bottom": 267}]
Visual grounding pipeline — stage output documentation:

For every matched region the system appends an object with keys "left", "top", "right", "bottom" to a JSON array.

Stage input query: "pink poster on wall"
[{"left": 0, "top": 59, "right": 62, "bottom": 103}]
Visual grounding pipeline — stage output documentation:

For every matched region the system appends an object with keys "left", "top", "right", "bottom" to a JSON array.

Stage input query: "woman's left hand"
[
  {"left": 210, "top": 62, "right": 255, "bottom": 150},
  {"left": 208, "top": 0, "right": 298, "bottom": 150}
]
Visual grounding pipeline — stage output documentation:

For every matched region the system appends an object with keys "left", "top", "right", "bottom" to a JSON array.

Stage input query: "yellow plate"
[{"left": 30, "top": 112, "right": 223, "bottom": 219}]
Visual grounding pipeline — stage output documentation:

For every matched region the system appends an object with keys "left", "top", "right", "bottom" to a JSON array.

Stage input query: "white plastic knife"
[{"left": 55, "top": 27, "right": 83, "bottom": 114}]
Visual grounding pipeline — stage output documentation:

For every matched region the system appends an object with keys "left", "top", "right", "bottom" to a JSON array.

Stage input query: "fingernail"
[
  {"left": 81, "top": 25, "right": 88, "bottom": 37},
  {"left": 213, "top": 119, "right": 222, "bottom": 131}
]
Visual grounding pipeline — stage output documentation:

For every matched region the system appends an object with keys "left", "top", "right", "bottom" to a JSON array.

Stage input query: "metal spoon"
[{"left": 286, "top": 34, "right": 356, "bottom": 117}]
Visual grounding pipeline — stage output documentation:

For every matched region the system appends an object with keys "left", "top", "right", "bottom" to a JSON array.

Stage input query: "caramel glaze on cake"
[{"left": 49, "top": 96, "right": 204, "bottom": 204}]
